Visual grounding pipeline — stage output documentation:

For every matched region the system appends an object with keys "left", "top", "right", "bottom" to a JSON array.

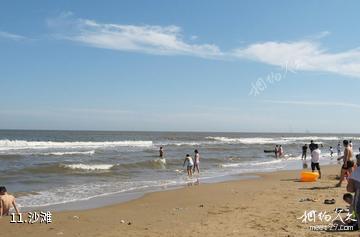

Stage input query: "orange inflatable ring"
[{"left": 300, "top": 171, "right": 319, "bottom": 182}]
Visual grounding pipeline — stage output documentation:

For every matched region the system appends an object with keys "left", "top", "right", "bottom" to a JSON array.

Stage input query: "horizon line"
[{"left": 0, "top": 128, "right": 359, "bottom": 135}]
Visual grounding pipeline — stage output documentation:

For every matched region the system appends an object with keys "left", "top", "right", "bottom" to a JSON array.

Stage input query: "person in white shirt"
[
  {"left": 311, "top": 144, "right": 321, "bottom": 179},
  {"left": 330, "top": 146, "right": 334, "bottom": 158},
  {"left": 183, "top": 154, "right": 194, "bottom": 177}
]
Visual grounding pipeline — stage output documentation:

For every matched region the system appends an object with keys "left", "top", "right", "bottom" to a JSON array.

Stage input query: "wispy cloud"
[
  {"left": 47, "top": 12, "right": 360, "bottom": 79},
  {"left": 233, "top": 39, "right": 360, "bottom": 78},
  {"left": 0, "top": 31, "right": 27, "bottom": 41},
  {"left": 264, "top": 100, "right": 360, "bottom": 109},
  {"left": 47, "top": 12, "right": 223, "bottom": 58}
]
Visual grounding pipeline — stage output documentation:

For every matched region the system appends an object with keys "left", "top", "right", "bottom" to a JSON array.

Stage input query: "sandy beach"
[{"left": 1, "top": 164, "right": 356, "bottom": 237}]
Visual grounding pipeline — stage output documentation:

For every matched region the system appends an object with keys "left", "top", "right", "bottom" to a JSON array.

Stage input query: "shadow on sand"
[
  {"left": 299, "top": 186, "right": 337, "bottom": 190},
  {"left": 280, "top": 178, "right": 301, "bottom": 182}
]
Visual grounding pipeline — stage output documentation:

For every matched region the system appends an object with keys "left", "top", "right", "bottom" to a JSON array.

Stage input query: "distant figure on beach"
[
  {"left": 278, "top": 145, "right": 284, "bottom": 158},
  {"left": 309, "top": 140, "right": 316, "bottom": 153},
  {"left": 193, "top": 149, "right": 200, "bottom": 174},
  {"left": 337, "top": 142, "right": 342, "bottom": 156},
  {"left": 183, "top": 154, "right": 194, "bottom": 177},
  {"left": 159, "top": 146, "right": 164, "bottom": 158},
  {"left": 0, "top": 186, "right": 20, "bottom": 216},
  {"left": 311, "top": 144, "right": 321, "bottom": 179},
  {"left": 350, "top": 140, "right": 353, "bottom": 150},
  {"left": 336, "top": 140, "right": 354, "bottom": 187},
  {"left": 329, "top": 146, "right": 334, "bottom": 158},
  {"left": 275, "top": 145, "right": 279, "bottom": 158},
  {"left": 302, "top": 144, "right": 308, "bottom": 160}
]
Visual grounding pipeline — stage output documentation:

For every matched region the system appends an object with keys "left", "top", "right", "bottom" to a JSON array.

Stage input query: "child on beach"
[
  {"left": 193, "top": 149, "right": 200, "bottom": 174},
  {"left": 343, "top": 193, "right": 356, "bottom": 221},
  {"left": 330, "top": 146, "right": 334, "bottom": 158},
  {"left": 332, "top": 193, "right": 358, "bottom": 230},
  {"left": 183, "top": 154, "right": 194, "bottom": 177}
]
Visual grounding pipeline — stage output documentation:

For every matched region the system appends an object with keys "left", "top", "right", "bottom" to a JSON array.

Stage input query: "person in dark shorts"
[
  {"left": 311, "top": 144, "right": 321, "bottom": 179},
  {"left": 336, "top": 140, "right": 354, "bottom": 187},
  {"left": 302, "top": 144, "right": 308, "bottom": 160}
]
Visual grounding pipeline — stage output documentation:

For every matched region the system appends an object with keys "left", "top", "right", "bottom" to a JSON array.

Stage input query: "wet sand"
[{"left": 0, "top": 165, "right": 356, "bottom": 237}]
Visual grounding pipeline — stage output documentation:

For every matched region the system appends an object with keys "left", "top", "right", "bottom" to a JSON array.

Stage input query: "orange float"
[{"left": 300, "top": 171, "right": 319, "bottom": 182}]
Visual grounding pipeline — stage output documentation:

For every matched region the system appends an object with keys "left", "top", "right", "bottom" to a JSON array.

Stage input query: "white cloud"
[
  {"left": 47, "top": 13, "right": 360, "bottom": 79},
  {"left": 264, "top": 100, "right": 360, "bottom": 109},
  {"left": 0, "top": 31, "right": 27, "bottom": 41},
  {"left": 233, "top": 40, "right": 360, "bottom": 78},
  {"left": 47, "top": 12, "right": 223, "bottom": 58}
]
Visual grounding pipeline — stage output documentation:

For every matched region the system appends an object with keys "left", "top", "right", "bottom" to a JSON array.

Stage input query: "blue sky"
[{"left": 1, "top": 0, "right": 360, "bottom": 133}]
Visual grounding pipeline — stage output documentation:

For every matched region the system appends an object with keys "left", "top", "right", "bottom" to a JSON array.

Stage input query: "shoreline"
[
  {"left": 18, "top": 157, "right": 338, "bottom": 212},
  {"left": 19, "top": 173, "right": 260, "bottom": 212},
  {"left": 1, "top": 163, "right": 356, "bottom": 237}
]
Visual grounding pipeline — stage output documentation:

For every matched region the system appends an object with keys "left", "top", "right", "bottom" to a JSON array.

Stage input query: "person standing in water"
[
  {"left": 278, "top": 145, "right": 284, "bottom": 158},
  {"left": 159, "top": 146, "right": 164, "bottom": 158},
  {"left": 309, "top": 140, "right": 316, "bottom": 153},
  {"left": 330, "top": 146, "right": 334, "bottom": 158},
  {"left": 193, "top": 149, "right": 200, "bottom": 174},
  {"left": 275, "top": 145, "right": 279, "bottom": 158},
  {"left": 337, "top": 142, "right": 342, "bottom": 156},
  {"left": 302, "top": 144, "right": 308, "bottom": 160},
  {"left": 336, "top": 140, "right": 354, "bottom": 187},
  {"left": 183, "top": 154, "right": 194, "bottom": 177}
]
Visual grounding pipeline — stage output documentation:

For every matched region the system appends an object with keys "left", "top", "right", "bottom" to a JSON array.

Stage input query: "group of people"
[
  {"left": 274, "top": 145, "right": 284, "bottom": 158},
  {"left": 300, "top": 139, "right": 355, "bottom": 184},
  {"left": 335, "top": 140, "right": 360, "bottom": 230},
  {"left": 159, "top": 146, "right": 200, "bottom": 177},
  {"left": 183, "top": 150, "right": 200, "bottom": 177},
  {"left": 301, "top": 140, "right": 322, "bottom": 178},
  {"left": 302, "top": 139, "right": 360, "bottom": 229}
]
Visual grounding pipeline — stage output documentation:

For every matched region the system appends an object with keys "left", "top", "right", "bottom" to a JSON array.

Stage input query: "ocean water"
[{"left": 0, "top": 130, "right": 358, "bottom": 209}]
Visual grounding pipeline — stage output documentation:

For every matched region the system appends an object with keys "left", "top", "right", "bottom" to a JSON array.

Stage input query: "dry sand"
[{"left": 1, "top": 165, "right": 357, "bottom": 237}]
